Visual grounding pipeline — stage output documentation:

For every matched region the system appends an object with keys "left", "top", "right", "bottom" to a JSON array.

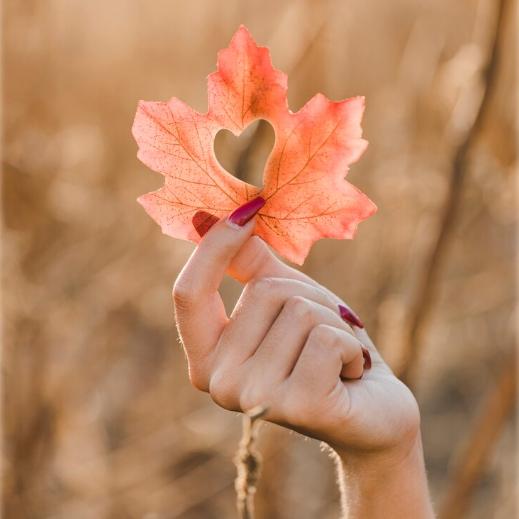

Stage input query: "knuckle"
[
  {"left": 306, "top": 329, "right": 342, "bottom": 365},
  {"left": 284, "top": 295, "right": 313, "bottom": 320},
  {"left": 308, "top": 324, "right": 338, "bottom": 346},
  {"left": 238, "top": 386, "right": 266, "bottom": 413},
  {"left": 246, "top": 277, "right": 277, "bottom": 300},
  {"left": 208, "top": 370, "right": 240, "bottom": 411},
  {"left": 187, "top": 364, "right": 210, "bottom": 392},
  {"left": 172, "top": 279, "right": 197, "bottom": 310}
]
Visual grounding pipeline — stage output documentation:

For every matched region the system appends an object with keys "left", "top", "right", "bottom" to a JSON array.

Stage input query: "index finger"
[{"left": 173, "top": 199, "right": 264, "bottom": 387}]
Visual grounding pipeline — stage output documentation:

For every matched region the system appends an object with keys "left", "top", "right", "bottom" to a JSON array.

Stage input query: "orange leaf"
[{"left": 132, "top": 25, "right": 376, "bottom": 264}]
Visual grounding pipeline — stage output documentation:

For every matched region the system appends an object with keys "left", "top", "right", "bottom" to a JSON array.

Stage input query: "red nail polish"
[
  {"left": 338, "top": 304, "right": 364, "bottom": 328},
  {"left": 192, "top": 210, "right": 219, "bottom": 237},
  {"left": 227, "top": 196, "right": 265, "bottom": 227},
  {"left": 361, "top": 347, "right": 372, "bottom": 370}
]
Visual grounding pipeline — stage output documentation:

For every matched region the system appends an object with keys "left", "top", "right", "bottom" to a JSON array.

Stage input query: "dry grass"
[{"left": 2, "top": 1, "right": 517, "bottom": 518}]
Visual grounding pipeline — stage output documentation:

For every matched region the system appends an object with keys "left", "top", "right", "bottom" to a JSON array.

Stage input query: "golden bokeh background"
[{"left": 3, "top": 1, "right": 517, "bottom": 518}]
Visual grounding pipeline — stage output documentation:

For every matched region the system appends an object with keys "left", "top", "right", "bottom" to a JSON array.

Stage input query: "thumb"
[
  {"left": 193, "top": 203, "right": 310, "bottom": 285},
  {"left": 227, "top": 235, "right": 295, "bottom": 283}
]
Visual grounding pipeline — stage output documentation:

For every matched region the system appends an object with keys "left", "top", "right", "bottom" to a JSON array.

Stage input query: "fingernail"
[
  {"left": 341, "top": 373, "right": 363, "bottom": 381},
  {"left": 362, "top": 347, "right": 372, "bottom": 370},
  {"left": 192, "top": 210, "right": 219, "bottom": 237},
  {"left": 227, "top": 196, "right": 265, "bottom": 227},
  {"left": 338, "top": 304, "right": 364, "bottom": 328}
]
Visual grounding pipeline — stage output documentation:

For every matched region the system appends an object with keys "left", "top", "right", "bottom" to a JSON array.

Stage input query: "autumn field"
[{"left": 2, "top": 1, "right": 517, "bottom": 518}]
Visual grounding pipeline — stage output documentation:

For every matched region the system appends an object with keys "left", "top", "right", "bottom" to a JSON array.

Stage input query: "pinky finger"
[{"left": 288, "top": 324, "right": 364, "bottom": 396}]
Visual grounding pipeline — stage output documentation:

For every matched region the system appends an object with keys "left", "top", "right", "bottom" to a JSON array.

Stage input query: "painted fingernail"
[
  {"left": 192, "top": 210, "right": 219, "bottom": 237},
  {"left": 338, "top": 304, "right": 364, "bottom": 328},
  {"left": 227, "top": 196, "right": 265, "bottom": 227},
  {"left": 362, "top": 347, "right": 372, "bottom": 370}
]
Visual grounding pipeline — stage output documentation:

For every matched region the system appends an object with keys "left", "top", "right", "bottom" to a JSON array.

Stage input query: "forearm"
[{"left": 334, "top": 435, "right": 435, "bottom": 519}]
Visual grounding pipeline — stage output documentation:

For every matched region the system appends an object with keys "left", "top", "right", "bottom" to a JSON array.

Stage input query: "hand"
[{"left": 173, "top": 200, "right": 433, "bottom": 518}]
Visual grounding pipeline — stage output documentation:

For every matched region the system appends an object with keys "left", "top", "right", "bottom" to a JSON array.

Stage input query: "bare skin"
[{"left": 173, "top": 214, "right": 435, "bottom": 518}]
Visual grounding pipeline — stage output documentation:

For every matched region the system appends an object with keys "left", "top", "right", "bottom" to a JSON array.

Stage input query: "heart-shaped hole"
[{"left": 214, "top": 119, "right": 275, "bottom": 189}]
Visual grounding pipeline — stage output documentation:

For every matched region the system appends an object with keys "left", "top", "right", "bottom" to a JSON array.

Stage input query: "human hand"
[{"left": 173, "top": 198, "right": 433, "bottom": 518}]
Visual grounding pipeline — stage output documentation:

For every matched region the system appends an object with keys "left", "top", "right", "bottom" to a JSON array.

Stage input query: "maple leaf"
[{"left": 132, "top": 25, "right": 377, "bottom": 264}]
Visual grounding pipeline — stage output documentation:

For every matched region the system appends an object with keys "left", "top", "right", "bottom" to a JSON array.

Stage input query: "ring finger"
[
  {"left": 246, "top": 296, "right": 364, "bottom": 383},
  {"left": 215, "top": 277, "right": 354, "bottom": 364}
]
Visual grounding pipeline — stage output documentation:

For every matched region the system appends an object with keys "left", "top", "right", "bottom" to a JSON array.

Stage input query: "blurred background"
[{"left": 2, "top": 0, "right": 517, "bottom": 518}]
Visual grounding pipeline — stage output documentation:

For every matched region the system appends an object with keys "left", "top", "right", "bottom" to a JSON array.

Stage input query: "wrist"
[
  {"left": 333, "top": 433, "right": 434, "bottom": 519},
  {"left": 336, "top": 428, "right": 422, "bottom": 478}
]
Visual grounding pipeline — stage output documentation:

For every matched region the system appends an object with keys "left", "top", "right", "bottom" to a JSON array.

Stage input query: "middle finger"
[
  {"left": 246, "top": 295, "right": 363, "bottom": 382},
  {"left": 215, "top": 277, "right": 354, "bottom": 364}
]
